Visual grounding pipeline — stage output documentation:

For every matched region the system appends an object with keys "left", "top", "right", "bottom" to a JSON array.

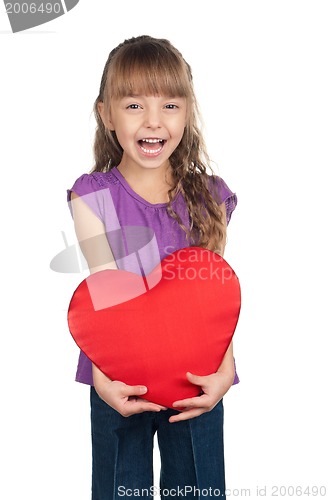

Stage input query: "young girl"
[{"left": 68, "top": 35, "right": 238, "bottom": 500}]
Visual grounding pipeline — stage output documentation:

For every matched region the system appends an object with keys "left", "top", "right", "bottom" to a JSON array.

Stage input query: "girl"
[{"left": 68, "top": 35, "right": 238, "bottom": 500}]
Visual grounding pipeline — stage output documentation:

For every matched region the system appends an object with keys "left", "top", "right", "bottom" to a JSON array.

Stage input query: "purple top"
[{"left": 67, "top": 167, "right": 239, "bottom": 385}]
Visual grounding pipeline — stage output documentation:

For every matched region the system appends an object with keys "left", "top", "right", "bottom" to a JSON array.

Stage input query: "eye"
[
  {"left": 165, "top": 104, "right": 178, "bottom": 109},
  {"left": 127, "top": 103, "right": 141, "bottom": 109}
]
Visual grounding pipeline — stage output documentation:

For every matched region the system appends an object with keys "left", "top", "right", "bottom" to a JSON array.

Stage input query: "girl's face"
[{"left": 102, "top": 94, "right": 187, "bottom": 173}]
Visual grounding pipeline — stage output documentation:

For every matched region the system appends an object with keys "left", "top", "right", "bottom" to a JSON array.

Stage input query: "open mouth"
[{"left": 137, "top": 138, "right": 166, "bottom": 155}]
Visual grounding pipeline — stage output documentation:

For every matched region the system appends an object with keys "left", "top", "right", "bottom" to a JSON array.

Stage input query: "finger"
[
  {"left": 126, "top": 400, "right": 165, "bottom": 413},
  {"left": 140, "top": 399, "right": 167, "bottom": 410},
  {"left": 186, "top": 371, "right": 207, "bottom": 385},
  {"left": 169, "top": 407, "right": 205, "bottom": 423},
  {"left": 172, "top": 394, "right": 207, "bottom": 409},
  {"left": 122, "top": 385, "right": 148, "bottom": 397}
]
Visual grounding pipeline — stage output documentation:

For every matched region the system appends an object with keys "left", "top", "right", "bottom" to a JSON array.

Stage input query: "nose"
[{"left": 144, "top": 106, "right": 162, "bottom": 129}]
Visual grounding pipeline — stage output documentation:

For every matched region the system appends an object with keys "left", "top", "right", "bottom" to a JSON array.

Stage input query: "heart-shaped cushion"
[{"left": 67, "top": 247, "right": 241, "bottom": 409}]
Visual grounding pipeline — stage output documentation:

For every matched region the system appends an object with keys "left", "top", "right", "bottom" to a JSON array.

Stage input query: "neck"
[
  {"left": 116, "top": 161, "right": 174, "bottom": 204},
  {"left": 119, "top": 161, "right": 171, "bottom": 181}
]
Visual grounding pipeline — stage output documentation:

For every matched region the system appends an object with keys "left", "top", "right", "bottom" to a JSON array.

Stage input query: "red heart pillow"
[{"left": 68, "top": 247, "right": 241, "bottom": 409}]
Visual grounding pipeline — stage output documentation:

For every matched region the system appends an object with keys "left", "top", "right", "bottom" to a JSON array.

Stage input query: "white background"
[{"left": 1, "top": 1, "right": 327, "bottom": 498}]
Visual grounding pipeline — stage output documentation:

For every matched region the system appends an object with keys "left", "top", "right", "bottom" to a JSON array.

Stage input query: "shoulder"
[
  {"left": 66, "top": 171, "right": 119, "bottom": 221},
  {"left": 67, "top": 171, "right": 117, "bottom": 201},
  {"left": 207, "top": 174, "right": 238, "bottom": 225}
]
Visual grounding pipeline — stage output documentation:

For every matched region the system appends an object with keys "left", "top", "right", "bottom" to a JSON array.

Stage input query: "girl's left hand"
[{"left": 169, "top": 370, "right": 234, "bottom": 423}]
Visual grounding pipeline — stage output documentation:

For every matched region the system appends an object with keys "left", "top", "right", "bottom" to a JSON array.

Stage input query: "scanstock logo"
[{"left": 3, "top": 0, "right": 79, "bottom": 33}]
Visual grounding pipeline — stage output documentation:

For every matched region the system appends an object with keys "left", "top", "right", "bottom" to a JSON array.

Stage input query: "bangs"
[{"left": 106, "top": 42, "right": 192, "bottom": 100}]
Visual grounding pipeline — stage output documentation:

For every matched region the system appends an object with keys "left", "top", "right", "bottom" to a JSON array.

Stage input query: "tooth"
[
  {"left": 140, "top": 145, "right": 162, "bottom": 153},
  {"left": 142, "top": 138, "right": 163, "bottom": 143}
]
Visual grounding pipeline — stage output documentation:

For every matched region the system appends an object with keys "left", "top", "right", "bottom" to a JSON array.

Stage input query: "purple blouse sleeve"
[
  {"left": 67, "top": 173, "right": 105, "bottom": 221},
  {"left": 210, "top": 175, "right": 238, "bottom": 225}
]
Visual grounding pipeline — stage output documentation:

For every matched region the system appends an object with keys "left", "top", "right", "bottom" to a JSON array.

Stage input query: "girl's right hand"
[{"left": 92, "top": 364, "right": 167, "bottom": 417}]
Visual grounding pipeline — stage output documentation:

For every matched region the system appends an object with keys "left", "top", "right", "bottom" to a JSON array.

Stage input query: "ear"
[{"left": 97, "top": 101, "right": 115, "bottom": 131}]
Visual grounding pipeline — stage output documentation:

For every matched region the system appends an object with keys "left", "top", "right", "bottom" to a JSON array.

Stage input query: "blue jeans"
[{"left": 90, "top": 387, "right": 226, "bottom": 499}]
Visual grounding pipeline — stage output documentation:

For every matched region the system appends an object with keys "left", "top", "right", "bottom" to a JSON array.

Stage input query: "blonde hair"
[{"left": 92, "top": 35, "right": 226, "bottom": 254}]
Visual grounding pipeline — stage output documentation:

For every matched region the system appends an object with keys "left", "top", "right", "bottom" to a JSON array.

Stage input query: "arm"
[
  {"left": 169, "top": 201, "right": 235, "bottom": 423},
  {"left": 70, "top": 192, "right": 166, "bottom": 416},
  {"left": 70, "top": 191, "right": 117, "bottom": 273}
]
